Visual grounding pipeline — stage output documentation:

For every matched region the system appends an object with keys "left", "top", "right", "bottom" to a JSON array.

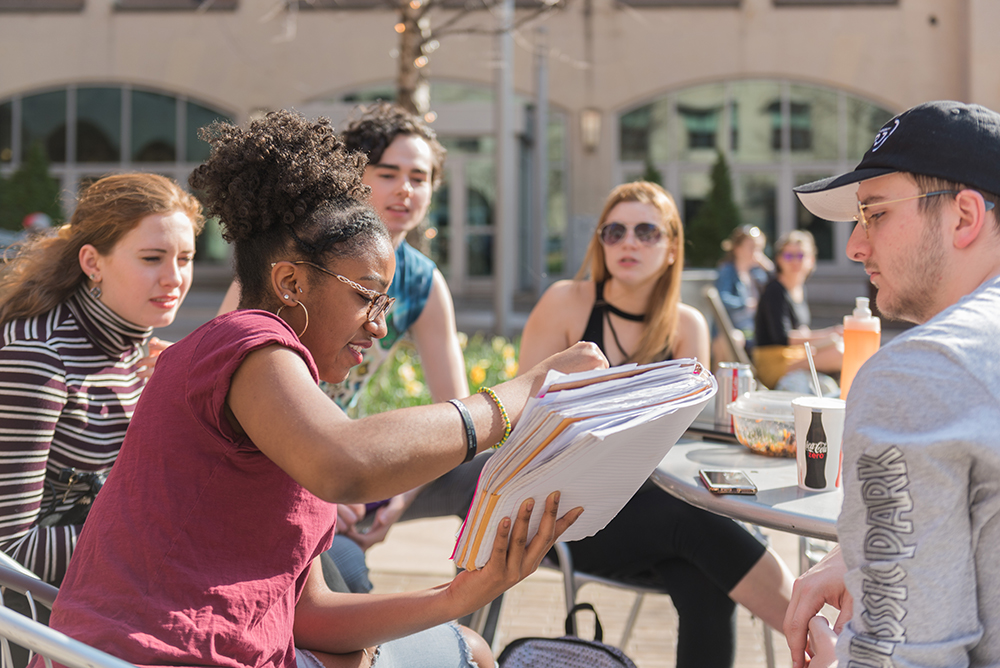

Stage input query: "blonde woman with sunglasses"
[{"left": 519, "top": 181, "right": 793, "bottom": 668}]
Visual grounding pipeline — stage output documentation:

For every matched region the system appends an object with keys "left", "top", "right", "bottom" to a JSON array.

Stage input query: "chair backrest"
[
  {"left": 703, "top": 285, "right": 754, "bottom": 368},
  {"left": 0, "top": 563, "right": 57, "bottom": 610},
  {"left": 0, "top": 564, "right": 134, "bottom": 668}
]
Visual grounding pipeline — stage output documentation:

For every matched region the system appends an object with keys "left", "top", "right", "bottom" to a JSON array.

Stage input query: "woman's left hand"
[
  {"left": 448, "top": 491, "right": 583, "bottom": 611},
  {"left": 137, "top": 337, "right": 171, "bottom": 381}
]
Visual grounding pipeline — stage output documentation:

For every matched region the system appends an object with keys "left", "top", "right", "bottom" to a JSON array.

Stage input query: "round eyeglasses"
[
  {"left": 598, "top": 221, "right": 667, "bottom": 246},
  {"left": 281, "top": 260, "right": 395, "bottom": 323}
]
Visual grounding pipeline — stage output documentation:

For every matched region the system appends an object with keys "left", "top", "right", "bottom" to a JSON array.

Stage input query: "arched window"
[
  {"left": 0, "top": 84, "right": 234, "bottom": 262},
  {"left": 617, "top": 80, "right": 893, "bottom": 265}
]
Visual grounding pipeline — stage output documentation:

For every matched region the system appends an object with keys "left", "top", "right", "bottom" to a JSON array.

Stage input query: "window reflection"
[
  {"left": 725, "top": 80, "right": 782, "bottom": 162},
  {"left": 678, "top": 105, "right": 720, "bottom": 149},
  {"left": 790, "top": 85, "right": 838, "bottom": 161},
  {"left": 796, "top": 173, "right": 835, "bottom": 260},
  {"left": 617, "top": 79, "right": 893, "bottom": 264},
  {"left": 22, "top": 90, "right": 66, "bottom": 163},
  {"left": 738, "top": 174, "right": 777, "bottom": 248},
  {"left": 468, "top": 235, "right": 493, "bottom": 277},
  {"left": 77, "top": 88, "right": 121, "bottom": 163},
  {"left": 132, "top": 91, "right": 177, "bottom": 162},
  {"left": 673, "top": 84, "right": 724, "bottom": 163},
  {"left": 1, "top": 85, "right": 234, "bottom": 263}
]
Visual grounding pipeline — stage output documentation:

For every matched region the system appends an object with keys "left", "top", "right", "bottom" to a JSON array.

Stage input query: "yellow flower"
[
  {"left": 503, "top": 360, "right": 518, "bottom": 379},
  {"left": 404, "top": 379, "right": 425, "bottom": 397},
  {"left": 457, "top": 332, "right": 469, "bottom": 350},
  {"left": 502, "top": 343, "right": 515, "bottom": 360},
  {"left": 470, "top": 364, "right": 486, "bottom": 386},
  {"left": 491, "top": 336, "right": 506, "bottom": 353},
  {"left": 398, "top": 362, "right": 417, "bottom": 382}
]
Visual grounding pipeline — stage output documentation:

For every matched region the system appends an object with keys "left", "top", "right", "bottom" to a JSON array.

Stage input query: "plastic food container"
[{"left": 727, "top": 391, "right": 805, "bottom": 458}]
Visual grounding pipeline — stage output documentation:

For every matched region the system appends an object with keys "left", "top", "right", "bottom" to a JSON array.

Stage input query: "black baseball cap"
[{"left": 795, "top": 100, "right": 1000, "bottom": 221}]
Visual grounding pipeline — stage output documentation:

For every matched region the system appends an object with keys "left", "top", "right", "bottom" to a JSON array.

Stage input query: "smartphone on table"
[{"left": 699, "top": 469, "right": 757, "bottom": 495}]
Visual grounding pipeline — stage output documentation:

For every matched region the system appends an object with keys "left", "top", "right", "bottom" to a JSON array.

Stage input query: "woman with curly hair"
[
  {"left": 0, "top": 172, "right": 203, "bottom": 585},
  {"left": 44, "top": 110, "right": 600, "bottom": 668},
  {"left": 519, "top": 181, "right": 793, "bottom": 668},
  {"left": 217, "top": 104, "right": 475, "bottom": 595}
]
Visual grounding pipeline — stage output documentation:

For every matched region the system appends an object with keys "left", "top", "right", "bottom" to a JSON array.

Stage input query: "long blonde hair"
[
  {"left": 575, "top": 181, "right": 684, "bottom": 364},
  {"left": 0, "top": 173, "right": 204, "bottom": 325}
]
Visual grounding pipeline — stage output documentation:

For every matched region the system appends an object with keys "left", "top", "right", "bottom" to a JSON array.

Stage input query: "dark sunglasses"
[
  {"left": 781, "top": 252, "right": 806, "bottom": 262},
  {"left": 598, "top": 222, "right": 666, "bottom": 246}
]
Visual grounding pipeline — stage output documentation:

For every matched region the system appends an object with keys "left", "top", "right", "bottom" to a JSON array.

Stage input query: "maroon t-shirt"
[{"left": 47, "top": 310, "right": 337, "bottom": 668}]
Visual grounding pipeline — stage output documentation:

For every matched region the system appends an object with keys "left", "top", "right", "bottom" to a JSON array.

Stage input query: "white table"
[{"left": 651, "top": 437, "right": 842, "bottom": 542}]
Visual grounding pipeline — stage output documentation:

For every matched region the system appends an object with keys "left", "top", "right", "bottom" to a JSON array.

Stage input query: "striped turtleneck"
[{"left": 0, "top": 286, "right": 151, "bottom": 583}]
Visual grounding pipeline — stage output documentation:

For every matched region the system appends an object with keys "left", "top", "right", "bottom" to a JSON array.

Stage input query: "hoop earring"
[{"left": 275, "top": 300, "right": 309, "bottom": 338}]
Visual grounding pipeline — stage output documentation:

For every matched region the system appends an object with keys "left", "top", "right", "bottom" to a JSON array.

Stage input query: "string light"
[
  {"left": 414, "top": 55, "right": 428, "bottom": 68},
  {"left": 424, "top": 111, "right": 437, "bottom": 123},
  {"left": 394, "top": 22, "right": 405, "bottom": 33}
]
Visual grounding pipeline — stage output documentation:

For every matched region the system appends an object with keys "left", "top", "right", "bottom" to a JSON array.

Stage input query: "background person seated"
[
  {"left": 752, "top": 229, "right": 842, "bottom": 389},
  {"left": 712, "top": 225, "right": 773, "bottom": 363}
]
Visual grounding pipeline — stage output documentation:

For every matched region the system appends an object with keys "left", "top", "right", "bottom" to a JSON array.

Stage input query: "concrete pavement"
[{"left": 367, "top": 517, "right": 802, "bottom": 668}]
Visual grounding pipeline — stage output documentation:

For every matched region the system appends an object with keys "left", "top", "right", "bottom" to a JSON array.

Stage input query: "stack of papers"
[{"left": 453, "top": 359, "right": 716, "bottom": 570}]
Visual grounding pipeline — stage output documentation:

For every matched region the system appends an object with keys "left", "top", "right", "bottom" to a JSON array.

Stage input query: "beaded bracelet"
[
  {"left": 478, "top": 386, "right": 512, "bottom": 449},
  {"left": 448, "top": 399, "right": 478, "bottom": 464}
]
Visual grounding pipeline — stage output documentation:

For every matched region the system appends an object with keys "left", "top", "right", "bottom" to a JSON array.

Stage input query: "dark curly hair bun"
[
  {"left": 190, "top": 110, "right": 390, "bottom": 308},
  {"left": 190, "top": 110, "right": 369, "bottom": 244}
]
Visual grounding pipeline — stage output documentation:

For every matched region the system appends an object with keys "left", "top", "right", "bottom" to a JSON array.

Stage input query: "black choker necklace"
[
  {"left": 596, "top": 297, "right": 646, "bottom": 362},
  {"left": 602, "top": 301, "right": 645, "bottom": 322}
]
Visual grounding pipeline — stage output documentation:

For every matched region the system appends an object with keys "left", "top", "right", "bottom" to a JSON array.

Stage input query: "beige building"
[{"left": 3, "top": 0, "right": 998, "bottom": 310}]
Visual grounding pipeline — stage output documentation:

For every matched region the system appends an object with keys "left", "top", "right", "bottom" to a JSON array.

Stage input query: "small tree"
[
  {"left": 640, "top": 159, "right": 662, "bottom": 186},
  {"left": 685, "top": 150, "right": 739, "bottom": 267},
  {"left": 0, "top": 143, "right": 63, "bottom": 232}
]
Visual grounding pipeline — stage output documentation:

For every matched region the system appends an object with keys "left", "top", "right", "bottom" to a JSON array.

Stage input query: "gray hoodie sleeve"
[{"left": 835, "top": 329, "right": 1000, "bottom": 667}]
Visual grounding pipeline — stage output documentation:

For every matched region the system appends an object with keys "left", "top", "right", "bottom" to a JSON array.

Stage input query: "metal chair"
[
  {"left": 0, "top": 562, "right": 134, "bottom": 668},
  {"left": 703, "top": 285, "right": 755, "bottom": 369}
]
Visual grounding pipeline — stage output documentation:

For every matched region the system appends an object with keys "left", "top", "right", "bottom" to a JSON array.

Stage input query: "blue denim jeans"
[{"left": 296, "top": 622, "right": 479, "bottom": 668}]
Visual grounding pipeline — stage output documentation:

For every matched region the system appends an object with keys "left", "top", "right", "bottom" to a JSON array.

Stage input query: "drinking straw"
[{"left": 804, "top": 342, "right": 823, "bottom": 398}]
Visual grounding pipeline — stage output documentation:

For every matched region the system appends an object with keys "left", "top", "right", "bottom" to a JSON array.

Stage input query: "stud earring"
[{"left": 283, "top": 294, "right": 289, "bottom": 300}]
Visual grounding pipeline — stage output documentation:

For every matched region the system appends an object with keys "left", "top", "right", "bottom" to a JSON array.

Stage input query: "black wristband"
[{"left": 448, "top": 399, "right": 477, "bottom": 464}]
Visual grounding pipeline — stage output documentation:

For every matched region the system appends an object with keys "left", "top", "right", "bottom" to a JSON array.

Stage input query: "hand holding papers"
[{"left": 453, "top": 359, "right": 716, "bottom": 570}]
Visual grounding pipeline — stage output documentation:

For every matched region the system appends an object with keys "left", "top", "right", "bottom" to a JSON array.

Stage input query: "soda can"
[{"left": 714, "top": 362, "right": 754, "bottom": 431}]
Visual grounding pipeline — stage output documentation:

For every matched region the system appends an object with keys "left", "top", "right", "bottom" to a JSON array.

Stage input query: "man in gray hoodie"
[{"left": 783, "top": 100, "right": 1000, "bottom": 668}]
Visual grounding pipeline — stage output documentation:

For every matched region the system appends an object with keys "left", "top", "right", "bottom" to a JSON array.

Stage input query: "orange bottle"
[{"left": 840, "top": 297, "right": 881, "bottom": 399}]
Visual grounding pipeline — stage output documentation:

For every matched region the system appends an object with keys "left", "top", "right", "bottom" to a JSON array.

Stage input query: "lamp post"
[{"left": 493, "top": 0, "right": 516, "bottom": 336}]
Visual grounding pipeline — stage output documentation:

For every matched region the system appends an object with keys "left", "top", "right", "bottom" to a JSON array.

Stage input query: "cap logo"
[{"left": 871, "top": 118, "right": 900, "bottom": 152}]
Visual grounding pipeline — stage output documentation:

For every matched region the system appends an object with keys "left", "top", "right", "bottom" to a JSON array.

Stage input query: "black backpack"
[{"left": 497, "top": 603, "right": 638, "bottom": 668}]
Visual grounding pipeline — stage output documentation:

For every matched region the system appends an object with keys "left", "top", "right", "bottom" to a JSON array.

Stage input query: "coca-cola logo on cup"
[{"left": 806, "top": 441, "right": 828, "bottom": 458}]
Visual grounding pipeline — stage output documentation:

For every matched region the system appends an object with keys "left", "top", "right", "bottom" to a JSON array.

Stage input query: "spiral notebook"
[{"left": 452, "top": 359, "right": 717, "bottom": 571}]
